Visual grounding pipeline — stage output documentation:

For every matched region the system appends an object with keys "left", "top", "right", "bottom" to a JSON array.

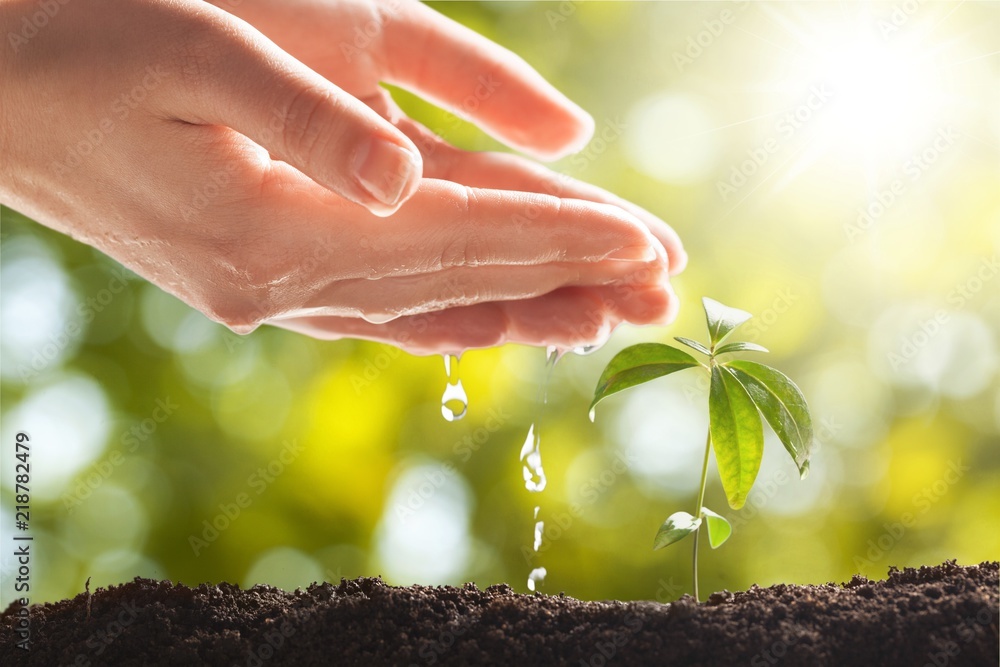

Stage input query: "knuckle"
[
  {"left": 440, "top": 187, "right": 489, "bottom": 268},
  {"left": 279, "top": 85, "right": 338, "bottom": 167},
  {"left": 169, "top": 19, "right": 225, "bottom": 87},
  {"left": 438, "top": 237, "right": 470, "bottom": 269},
  {"left": 177, "top": 131, "right": 270, "bottom": 213}
]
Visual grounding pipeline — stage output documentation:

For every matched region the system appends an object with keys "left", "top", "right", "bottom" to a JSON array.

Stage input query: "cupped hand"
[
  {"left": 0, "top": 0, "right": 682, "bottom": 354},
  {"left": 214, "top": 0, "right": 686, "bottom": 352},
  {"left": 215, "top": 0, "right": 687, "bottom": 271}
]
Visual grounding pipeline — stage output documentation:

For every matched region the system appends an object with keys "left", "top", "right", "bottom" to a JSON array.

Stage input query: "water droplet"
[
  {"left": 545, "top": 345, "right": 565, "bottom": 364},
  {"left": 441, "top": 354, "right": 467, "bottom": 422},
  {"left": 527, "top": 567, "right": 547, "bottom": 592},
  {"left": 572, "top": 344, "right": 600, "bottom": 356},
  {"left": 519, "top": 423, "right": 546, "bottom": 492},
  {"left": 588, "top": 407, "right": 596, "bottom": 423},
  {"left": 520, "top": 348, "right": 563, "bottom": 594},
  {"left": 361, "top": 311, "right": 398, "bottom": 324},
  {"left": 799, "top": 460, "right": 810, "bottom": 480}
]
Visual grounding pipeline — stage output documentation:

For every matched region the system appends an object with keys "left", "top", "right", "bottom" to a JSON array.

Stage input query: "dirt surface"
[{"left": 2, "top": 560, "right": 997, "bottom": 666}]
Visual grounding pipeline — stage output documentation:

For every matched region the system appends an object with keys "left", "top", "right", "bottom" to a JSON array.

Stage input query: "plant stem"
[{"left": 691, "top": 427, "right": 712, "bottom": 602}]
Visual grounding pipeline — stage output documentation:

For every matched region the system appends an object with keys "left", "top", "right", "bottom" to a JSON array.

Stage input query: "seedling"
[{"left": 590, "top": 297, "right": 813, "bottom": 601}]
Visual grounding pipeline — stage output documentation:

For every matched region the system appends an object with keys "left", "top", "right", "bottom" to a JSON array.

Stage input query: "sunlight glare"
[{"left": 815, "top": 34, "right": 943, "bottom": 160}]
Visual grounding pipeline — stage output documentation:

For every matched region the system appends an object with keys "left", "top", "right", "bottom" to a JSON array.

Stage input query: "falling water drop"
[
  {"left": 520, "top": 348, "right": 565, "bottom": 593},
  {"left": 360, "top": 311, "right": 398, "bottom": 324},
  {"left": 519, "top": 423, "right": 546, "bottom": 492},
  {"left": 527, "top": 567, "right": 547, "bottom": 592},
  {"left": 440, "top": 354, "right": 467, "bottom": 422}
]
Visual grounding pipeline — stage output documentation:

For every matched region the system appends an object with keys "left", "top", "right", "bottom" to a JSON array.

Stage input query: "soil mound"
[{"left": 2, "top": 560, "right": 996, "bottom": 666}]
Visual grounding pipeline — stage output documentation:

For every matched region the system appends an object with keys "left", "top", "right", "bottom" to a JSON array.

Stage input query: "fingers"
[
  {"left": 297, "top": 260, "right": 657, "bottom": 322},
  {"left": 495, "top": 282, "right": 678, "bottom": 350},
  {"left": 380, "top": 1, "right": 594, "bottom": 161},
  {"left": 472, "top": 154, "right": 687, "bottom": 275},
  {"left": 394, "top": 119, "right": 687, "bottom": 275},
  {"left": 256, "top": 172, "right": 664, "bottom": 282},
  {"left": 452, "top": 151, "right": 688, "bottom": 275},
  {"left": 167, "top": 3, "right": 422, "bottom": 216},
  {"left": 270, "top": 279, "right": 678, "bottom": 355},
  {"left": 138, "top": 124, "right": 668, "bottom": 333}
]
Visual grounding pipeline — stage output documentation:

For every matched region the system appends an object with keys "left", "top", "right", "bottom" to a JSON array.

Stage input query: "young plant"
[{"left": 590, "top": 297, "right": 813, "bottom": 602}]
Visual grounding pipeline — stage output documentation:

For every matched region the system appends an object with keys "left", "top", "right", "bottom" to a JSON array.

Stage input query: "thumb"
[{"left": 168, "top": 9, "right": 422, "bottom": 216}]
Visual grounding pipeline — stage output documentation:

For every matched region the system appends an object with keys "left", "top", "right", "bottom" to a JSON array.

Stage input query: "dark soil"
[{"left": 2, "top": 561, "right": 997, "bottom": 666}]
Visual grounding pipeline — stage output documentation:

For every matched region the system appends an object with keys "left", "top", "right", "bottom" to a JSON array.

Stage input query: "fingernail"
[
  {"left": 604, "top": 245, "right": 657, "bottom": 262},
  {"left": 354, "top": 139, "right": 420, "bottom": 211}
]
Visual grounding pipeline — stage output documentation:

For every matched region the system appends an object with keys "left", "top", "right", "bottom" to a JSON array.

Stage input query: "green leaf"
[
  {"left": 702, "top": 297, "right": 752, "bottom": 348},
  {"left": 709, "top": 366, "right": 764, "bottom": 509},
  {"left": 590, "top": 343, "right": 700, "bottom": 415},
  {"left": 674, "top": 337, "right": 712, "bottom": 356},
  {"left": 725, "top": 360, "right": 813, "bottom": 477},
  {"left": 701, "top": 507, "right": 732, "bottom": 549},
  {"left": 653, "top": 511, "right": 701, "bottom": 550},
  {"left": 714, "top": 341, "right": 769, "bottom": 356}
]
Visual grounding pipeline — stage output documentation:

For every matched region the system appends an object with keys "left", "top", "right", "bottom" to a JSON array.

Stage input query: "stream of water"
[
  {"left": 520, "top": 346, "right": 566, "bottom": 591},
  {"left": 439, "top": 344, "right": 604, "bottom": 592}
]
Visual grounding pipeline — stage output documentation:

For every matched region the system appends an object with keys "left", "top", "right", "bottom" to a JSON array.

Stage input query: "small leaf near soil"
[
  {"left": 653, "top": 511, "right": 702, "bottom": 550},
  {"left": 701, "top": 507, "right": 733, "bottom": 549}
]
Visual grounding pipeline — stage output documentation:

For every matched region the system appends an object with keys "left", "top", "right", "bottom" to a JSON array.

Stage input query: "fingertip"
[
  {"left": 529, "top": 103, "right": 595, "bottom": 162},
  {"left": 628, "top": 284, "right": 679, "bottom": 327},
  {"left": 668, "top": 246, "right": 688, "bottom": 276},
  {"left": 353, "top": 135, "right": 423, "bottom": 216},
  {"left": 660, "top": 282, "right": 681, "bottom": 325},
  {"left": 596, "top": 203, "right": 668, "bottom": 266},
  {"left": 611, "top": 203, "right": 686, "bottom": 275},
  {"left": 605, "top": 244, "right": 658, "bottom": 262},
  {"left": 560, "top": 104, "right": 596, "bottom": 155}
]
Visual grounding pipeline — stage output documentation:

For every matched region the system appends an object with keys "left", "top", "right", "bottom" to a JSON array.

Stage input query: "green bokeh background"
[{"left": 2, "top": 1, "right": 998, "bottom": 606}]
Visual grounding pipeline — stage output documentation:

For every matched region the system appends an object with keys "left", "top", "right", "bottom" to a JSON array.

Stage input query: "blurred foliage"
[{"left": 2, "top": 2, "right": 999, "bottom": 605}]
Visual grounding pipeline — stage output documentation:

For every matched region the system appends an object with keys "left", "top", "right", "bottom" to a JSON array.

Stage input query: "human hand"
[
  {"left": 213, "top": 0, "right": 686, "bottom": 271},
  {"left": 211, "top": 0, "right": 686, "bottom": 351},
  {"left": 0, "top": 0, "right": 682, "bottom": 354}
]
